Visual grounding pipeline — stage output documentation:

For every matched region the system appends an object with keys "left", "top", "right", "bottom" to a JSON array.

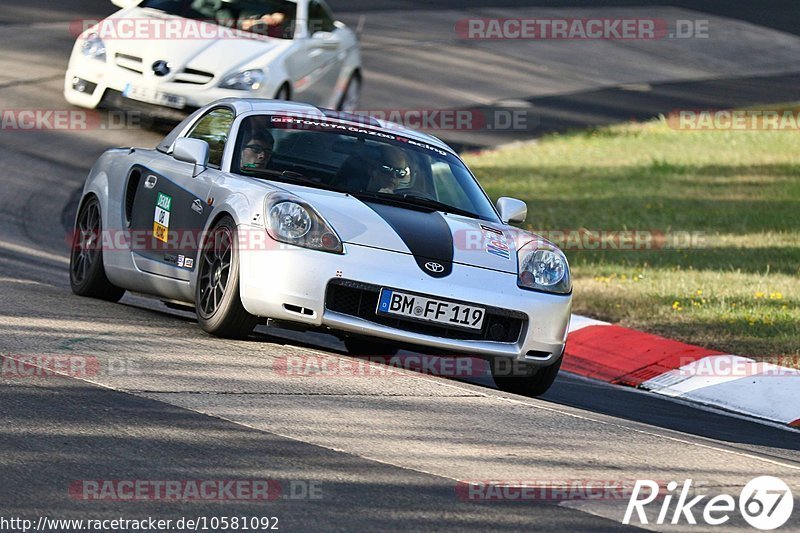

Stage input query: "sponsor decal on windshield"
[
  {"left": 395, "top": 136, "right": 448, "bottom": 156},
  {"left": 268, "top": 116, "right": 449, "bottom": 156}
]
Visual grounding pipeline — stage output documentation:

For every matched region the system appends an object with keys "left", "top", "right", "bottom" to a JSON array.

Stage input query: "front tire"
[
  {"left": 69, "top": 196, "right": 125, "bottom": 302},
  {"left": 195, "top": 216, "right": 258, "bottom": 339},
  {"left": 491, "top": 356, "right": 562, "bottom": 397},
  {"left": 337, "top": 73, "right": 361, "bottom": 113},
  {"left": 274, "top": 83, "right": 290, "bottom": 101}
]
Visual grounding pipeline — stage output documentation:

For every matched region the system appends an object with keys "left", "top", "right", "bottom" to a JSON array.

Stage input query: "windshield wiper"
[{"left": 354, "top": 191, "right": 481, "bottom": 219}]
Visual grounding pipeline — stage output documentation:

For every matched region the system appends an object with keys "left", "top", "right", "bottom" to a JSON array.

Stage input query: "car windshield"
[
  {"left": 139, "top": 0, "right": 297, "bottom": 39},
  {"left": 232, "top": 115, "right": 500, "bottom": 221}
]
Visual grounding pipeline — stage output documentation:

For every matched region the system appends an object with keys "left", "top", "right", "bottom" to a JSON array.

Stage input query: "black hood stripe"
[{"left": 364, "top": 202, "right": 453, "bottom": 278}]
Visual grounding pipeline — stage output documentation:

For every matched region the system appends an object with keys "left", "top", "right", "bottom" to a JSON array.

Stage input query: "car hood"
[
  {"left": 277, "top": 183, "right": 522, "bottom": 275},
  {"left": 96, "top": 8, "right": 289, "bottom": 77}
]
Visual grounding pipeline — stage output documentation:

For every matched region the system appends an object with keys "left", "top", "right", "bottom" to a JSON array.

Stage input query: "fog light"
[
  {"left": 72, "top": 77, "right": 97, "bottom": 95},
  {"left": 489, "top": 323, "right": 507, "bottom": 341}
]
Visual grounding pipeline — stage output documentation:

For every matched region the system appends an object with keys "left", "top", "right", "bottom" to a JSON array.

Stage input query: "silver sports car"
[{"left": 70, "top": 99, "right": 572, "bottom": 395}]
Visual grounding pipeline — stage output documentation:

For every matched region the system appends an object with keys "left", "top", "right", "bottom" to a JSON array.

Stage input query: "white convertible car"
[
  {"left": 64, "top": 0, "right": 361, "bottom": 117},
  {"left": 70, "top": 99, "right": 572, "bottom": 395}
]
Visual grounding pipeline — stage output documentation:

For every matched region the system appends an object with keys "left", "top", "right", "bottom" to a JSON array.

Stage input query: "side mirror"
[
  {"left": 496, "top": 197, "right": 527, "bottom": 224},
  {"left": 173, "top": 138, "right": 209, "bottom": 177},
  {"left": 110, "top": 0, "right": 142, "bottom": 8}
]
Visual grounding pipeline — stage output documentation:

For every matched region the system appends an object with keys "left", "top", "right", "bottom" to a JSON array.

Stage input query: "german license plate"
[
  {"left": 377, "top": 289, "right": 485, "bottom": 330},
  {"left": 123, "top": 83, "right": 186, "bottom": 109}
]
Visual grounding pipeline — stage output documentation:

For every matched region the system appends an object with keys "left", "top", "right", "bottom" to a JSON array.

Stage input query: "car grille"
[
  {"left": 174, "top": 67, "right": 214, "bottom": 85},
  {"left": 325, "top": 279, "right": 526, "bottom": 343},
  {"left": 113, "top": 54, "right": 213, "bottom": 85},
  {"left": 115, "top": 53, "right": 144, "bottom": 74}
]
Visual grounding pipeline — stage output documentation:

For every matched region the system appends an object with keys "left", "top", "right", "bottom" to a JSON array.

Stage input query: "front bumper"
[
  {"left": 238, "top": 232, "right": 572, "bottom": 365},
  {"left": 98, "top": 89, "right": 196, "bottom": 122},
  {"left": 63, "top": 56, "right": 280, "bottom": 112}
]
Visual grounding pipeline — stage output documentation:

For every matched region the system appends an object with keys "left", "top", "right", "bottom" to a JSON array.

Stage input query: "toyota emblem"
[
  {"left": 152, "top": 60, "right": 171, "bottom": 77},
  {"left": 424, "top": 261, "right": 445, "bottom": 273}
]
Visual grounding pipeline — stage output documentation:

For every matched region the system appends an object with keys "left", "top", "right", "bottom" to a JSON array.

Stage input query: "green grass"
[{"left": 464, "top": 114, "right": 800, "bottom": 358}]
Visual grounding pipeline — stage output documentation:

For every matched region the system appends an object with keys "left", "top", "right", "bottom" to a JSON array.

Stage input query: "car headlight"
[
  {"left": 517, "top": 240, "right": 571, "bottom": 294},
  {"left": 81, "top": 33, "right": 106, "bottom": 62},
  {"left": 265, "top": 194, "right": 343, "bottom": 253},
  {"left": 220, "top": 69, "right": 264, "bottom": 91}
]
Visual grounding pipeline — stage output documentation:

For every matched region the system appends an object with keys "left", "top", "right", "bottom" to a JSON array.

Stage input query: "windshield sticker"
[
  {"left": 396, "top": 136, "right": 448, "bottom": 156},
  {"left": 268, "top": 116, "right": 448, "bottom": 156},
  {"left": 153, "top": 192, "right": 171, "bottom": 243}
]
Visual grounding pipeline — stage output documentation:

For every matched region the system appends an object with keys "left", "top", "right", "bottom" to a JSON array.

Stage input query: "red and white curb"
[{"left": 565, "top": 315, "right": 800, "bottom": 429}]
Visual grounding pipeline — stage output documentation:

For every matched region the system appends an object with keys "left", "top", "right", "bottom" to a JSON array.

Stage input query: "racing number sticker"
[{"left": 153, "top": 192, "right": 172, "bottom": 243}]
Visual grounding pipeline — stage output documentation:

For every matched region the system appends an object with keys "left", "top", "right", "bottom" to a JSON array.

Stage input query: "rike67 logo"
[{"left": 624, "top": 476, "right": 794, "bottom": 530}]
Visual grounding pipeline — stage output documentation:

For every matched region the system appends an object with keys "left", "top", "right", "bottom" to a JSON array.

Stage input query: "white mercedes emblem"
[{"left": 152, "top": 60, "right": 171, "bottom": 77}]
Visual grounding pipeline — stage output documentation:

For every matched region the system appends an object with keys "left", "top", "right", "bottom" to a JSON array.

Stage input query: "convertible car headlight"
[
  {"left": 517, "top": 240, "right": 571, "bottom": 294},
  {"left": 81, "top": 33, "right": 106, "bottom": 62},
  {"left": 220, "top": 69, "right": 264, "bottom": 91},
  {"left": 265, "top": 194, "right": 343, "bottom": 253}
]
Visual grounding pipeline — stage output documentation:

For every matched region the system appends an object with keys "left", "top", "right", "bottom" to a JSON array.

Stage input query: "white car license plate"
[
  {"left": 123, "top": 84, "right": 185, "bottom": 109},
  {"left": 377, "top": 289, "right": 486, "bottom": 330}
]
